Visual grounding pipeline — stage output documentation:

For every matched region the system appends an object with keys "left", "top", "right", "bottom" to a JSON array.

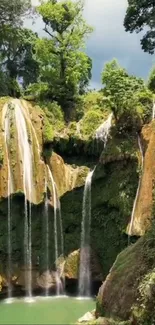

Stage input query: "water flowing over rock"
[
  {"left": 78, "top": 170, "right": 94, "bottom": 296},
  {"left": 0, "top": 99, "right": 45, "bottom": 203},
  {"left": 2, "top": 105, "right": 14, "bottom": 298},
  {"left": 0, "top": 98, "right": 65, "bottom": 296},
  {"left": 127, "top": 135, "right": 144, "bottom": 238},
  {"left": 47, "top": 165, "right": 64, "bottom": 295},
  {"left": 78, "top": 113, "right": 113, "bottom": 297},
  {"left": 127, "top": 123, "right": 155, "bottom": 236},
  {"left": 95, "top": 113, "right": 113, "bottom": 146}
]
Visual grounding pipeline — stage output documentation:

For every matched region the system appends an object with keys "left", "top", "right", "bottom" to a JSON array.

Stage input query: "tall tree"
[
  {"left": 102, "top": 59, "right": 147, "bottom": 121},
  {"left": 33, "top": 0, "right": 93, "bottom": 120},
  {"left": 0, "top": 0, "right": 31, "bottom": 27},
  {"left": 124, "top": 0, "right": 155, "bottom": 53},
  {"left": 0, "top": 0, "right": 39, "bottom": 97},
  {"left": 0, "top": 26, "right": 39, "bottom": 97}
]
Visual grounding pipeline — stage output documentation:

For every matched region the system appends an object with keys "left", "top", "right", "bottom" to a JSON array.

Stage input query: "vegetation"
[
  {"left": 148, "top": 66, "right": 155, "bottom": 93},
  {"left": 101, "top": 59, "right": 151, "bottom": 122},
  {"left": 124, "top": 0, "right": 155, "bottom": 54},
  {"left": 30, "top": 0, "right": 93, "bottom": 120}
]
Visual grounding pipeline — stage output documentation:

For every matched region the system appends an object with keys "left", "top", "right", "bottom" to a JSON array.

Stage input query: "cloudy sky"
[{"left": 30, "top": 0, "right": 154, "bottom": 89}]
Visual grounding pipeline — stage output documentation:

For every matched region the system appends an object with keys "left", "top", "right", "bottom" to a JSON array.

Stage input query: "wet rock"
[
  {"left": 78, "top": 311, "right": 95, "bottom": 323},
  {"left": 64, "top": 249, "right": 103, "bottom": 281}
]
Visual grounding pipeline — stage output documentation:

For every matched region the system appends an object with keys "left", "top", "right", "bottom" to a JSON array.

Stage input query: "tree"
[
  {"left": 0, "top": 0, "right": 31, "bottom": 27},
  {"left": 33, "top": 0, "right": 93, "bottom": 120},
  {"left": 124, "top": 0, "right": 155, "bottom": 54},
  {"left": 148, "top": 66, "right": 155, "bottom": 92},
  {"left": 0, "top": 26, "right": 39, "bottom": 96},
  {"left": 102, "top": 59, "right": 147, "bottom": 121}
]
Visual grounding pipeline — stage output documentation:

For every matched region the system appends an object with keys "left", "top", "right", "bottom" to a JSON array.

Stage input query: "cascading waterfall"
[
  {"left": 44, "top": 175, "right": 50, "bottom": 296},
  {"left": 47, "top": 165, "right": 64, "bottom": 295},
  {"left": 128, "top": 135, "right": 144, "bottom": 239},
  {"left": 95, "top": 113, "right": 113, "bottom": 147},
  {"left": 2, "top": 104, "right": 14, "bottom": 298},
  {"left": 79, "top": 113, "right": 113, "bottom": 297},
  {"left": 14, "top": 101, "right": 34, "bottom": 298},
  {"left": 78, "top": 170, "right": 94, "bottom": 297}
]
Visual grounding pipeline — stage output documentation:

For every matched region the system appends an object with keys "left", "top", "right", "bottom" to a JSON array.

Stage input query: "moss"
[
  {"left": 100, "top": 126, "right": 139, "bottom": 164},
  {"left": 96, "top": 224, "right": 155, "bottom": 323},
  {"left": 43, "top": 116, "right": 54, "bottom": 143},
  {"left": 38, "top": 100, "right": 65, "bottom": 134},
  {"left": 80, "top": 110, "right": 108, "bottom": 139}
]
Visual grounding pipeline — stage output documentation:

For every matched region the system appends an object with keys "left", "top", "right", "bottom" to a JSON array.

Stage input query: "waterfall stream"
[
  {"left": 128, "top": 135, "right": 144, "bottom": 239},
  {"left": 2, "top": 104, "right": 14, "bottom": 298},
  {"left": 79, "top": 113, "right": 113, "bottom": 296},
  {"left": 47, "top": 166, "right": 64, "bottom": 295},
  {"left": 14, "top": 100, "right": 34, "bottom": 297},
  {"left": 1, "top": 99, "right": 65, "bottom": 297},
  {"left": 44, "top": 175, "right": 49, "bottom": 296},
  {"left": 95, "top": 113, "right": 113, "bottom": 146},
  {"left": 78, "top": 169, "right": 94, "bottom": 297}
]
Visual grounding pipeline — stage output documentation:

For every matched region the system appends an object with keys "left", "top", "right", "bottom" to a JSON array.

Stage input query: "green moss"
[
  {"left": 80, "top": 110, "right": 107, "bottom": 138},
  {"left": 39, "top": 100, "right": 65, "bottom": 133},
  {"left": 43, "top": 116, "right": 54, "bottom": 143}
]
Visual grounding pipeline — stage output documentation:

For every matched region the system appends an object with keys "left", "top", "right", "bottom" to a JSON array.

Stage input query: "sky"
[{"left": 29, "top": 0, "right": 155, "bottom": 89}]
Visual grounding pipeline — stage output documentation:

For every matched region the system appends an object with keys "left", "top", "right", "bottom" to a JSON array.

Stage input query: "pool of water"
[{"left": 0, "top": 296, "right": 95, "bottom": 324}]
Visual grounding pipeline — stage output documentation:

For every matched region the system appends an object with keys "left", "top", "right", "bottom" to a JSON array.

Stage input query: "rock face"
[
  {"left": 47, "top": 151, "right": 89, "bottom": 197},
  {"left": 0, "top": 98, "right": 46, "bottom": 204},
  {"left": 0, "top": 97, "right": 146, "bottom": 295},
  {"left": 126, "top": 122, "right": 155, "bottom": 236},
  {"left": 78, "top": 311, "right": 95, "bottom": 323},
  {"left": 96, "top": 226, "right": 155, "bottom": 324},
  {"left": 64, "top": 249, "right": 103, "bottom": 281}
]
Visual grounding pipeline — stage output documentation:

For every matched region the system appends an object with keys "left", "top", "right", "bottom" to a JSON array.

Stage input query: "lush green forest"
[
  {"left": 1, "top": 1, "right": 155, "bottom": 325},
  {"left": 0, "top": 0, "right": 155, "bottom": 125}
]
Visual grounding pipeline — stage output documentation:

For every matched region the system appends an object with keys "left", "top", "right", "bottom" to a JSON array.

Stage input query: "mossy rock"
[{"left": 96, "top": 224, "right": 155, "bottom": 323}]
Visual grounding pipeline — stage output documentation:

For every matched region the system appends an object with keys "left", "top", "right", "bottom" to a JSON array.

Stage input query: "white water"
[
  {"left": 47, "top": 166, "right": 64, "bottom": 295},
  {"left": 2, "top": 104, "right": 14, "bottom": 298},
  {"left": 78, "top": 113, "right": 113, "bottom": 296},
  {"left": 78, "top": 169, "right": 94, "bottom": 297},
  {"left": 152, "top": 99, "right": 155, "bottom": 120},
  {"left": 95, "top": 113, "right": 113, "bottom": 147},
  {"left": 44, "top": 175, "right": 49, "bottom": 296},
  {"left": 14, "top": 100, "right": 34, "bottom": 297},
  {"left": 21, "top": 101, "right": 41, "bottom": 157},
  {"left": 128, "top": 135, "right": 144, "bottom": 238}
]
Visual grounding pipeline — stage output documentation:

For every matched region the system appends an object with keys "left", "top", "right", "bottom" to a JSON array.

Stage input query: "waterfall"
[
  {"left": 79, "top": 114, "right": 113, "bottom": 296},
  {"left": 78, "top": 169, "right": 94, "bottom": 297},
  {"left": 152, "top": 99, "right": 155, "bottom": 120},
  {"left": 44, "top": 175, "right": 49, "bottom": 296},
  {"left": 128, "top": 135, "right": 144, "bottom": 239},
  {"left": 14, "top": 100, "right": 34, "bottom": 297},
  {"left": 95, "top": 113, "right": 113, "bottom": 147},
  {"left": 47, "top": 165, "right": 64, "bottom": 295},
  {"left": 2, "top": 104, "right": 14, "bottom": 298}
]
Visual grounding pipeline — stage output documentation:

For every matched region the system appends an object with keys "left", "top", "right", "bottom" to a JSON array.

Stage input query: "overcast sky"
[{"left": 30, "top": 0, "right": 154, "bottom": 89}]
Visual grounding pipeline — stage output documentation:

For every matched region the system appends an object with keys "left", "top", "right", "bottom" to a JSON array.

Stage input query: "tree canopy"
[
  {"left": 148, "top": 66, "right": 155, "bottom": 92},
  {"left": 30, "top": 0, "right": 93, "bottom": 120},
  {"left": 124, "top": 0, "right": 155, "bottom": 54},
  {"left": 101, "top": 59, "right": 147, "bottom": 121},
  {"left": 0, "top": 0, "right": 31, "bottom": 27}
]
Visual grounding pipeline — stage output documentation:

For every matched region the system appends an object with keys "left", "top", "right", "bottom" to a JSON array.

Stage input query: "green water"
[{"left": 0, "top": 296, "right": 95, "bottom": 324}]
